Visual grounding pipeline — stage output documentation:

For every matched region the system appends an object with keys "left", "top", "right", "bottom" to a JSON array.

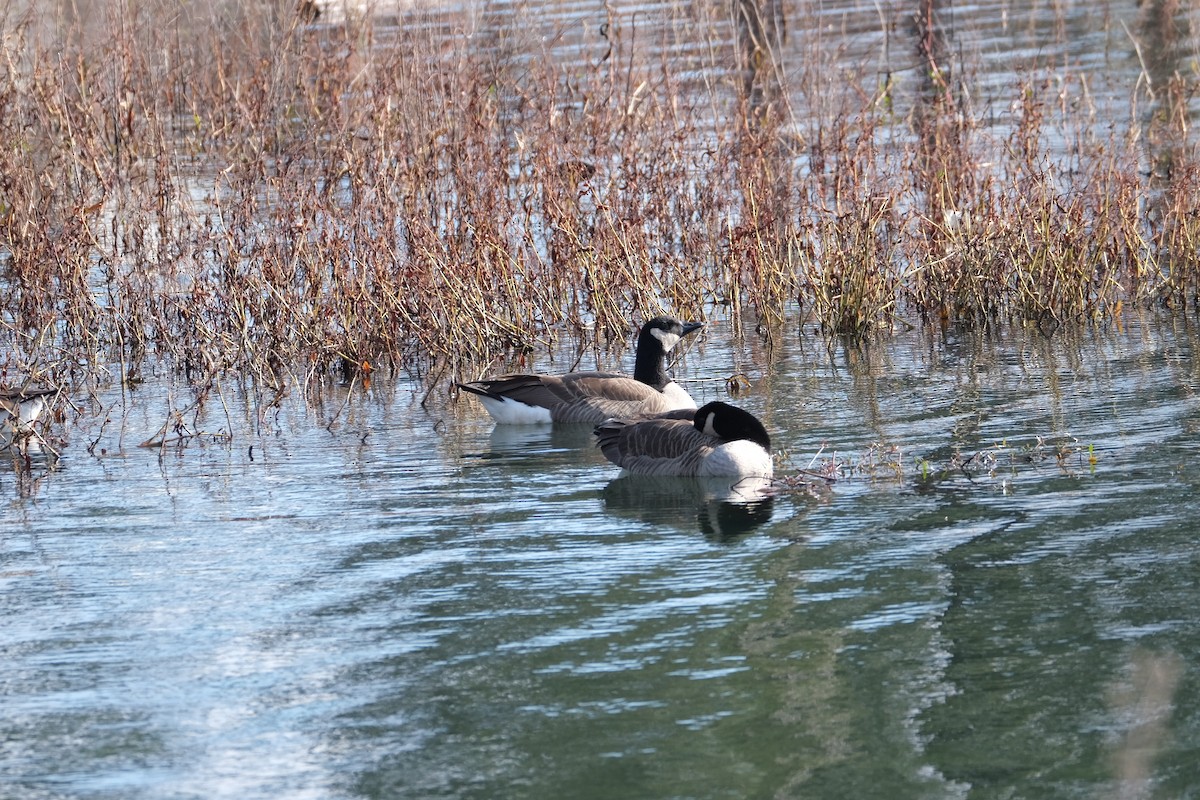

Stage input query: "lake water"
[
  {"left": 4, "top": 310, "right": 1200, "bottom": 799},
  {"left": 6, "top": 0, "right": 1200, "bottom": 796}
]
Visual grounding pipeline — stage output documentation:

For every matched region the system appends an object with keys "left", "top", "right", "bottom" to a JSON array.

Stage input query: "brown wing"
[
  {"left": 461, "top": 372, "right": 671, "bottom": 423},
  {"left": 459, "top": 374, "right": 597, "bottom": 408},
  {"left": 595, "top": 415, "right": 716, "bottom": 476}
]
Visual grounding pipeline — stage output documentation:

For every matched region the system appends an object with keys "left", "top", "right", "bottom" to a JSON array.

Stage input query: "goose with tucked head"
[
  {"left": 1, "top": 386, "right": 57, "bottom": 451},
  {"left": 458, "top": 316, "right": 704, "bottom": 424},
  {"left": 0, "top": 387, "right": 55, "bottom": 430},
  {"left": 594, "top": 401, "right": 773, "bottom": 478}
]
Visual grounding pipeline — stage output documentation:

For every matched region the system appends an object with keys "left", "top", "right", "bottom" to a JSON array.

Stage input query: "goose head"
[
  {"left": 693, "top": 401, "right": 771, "bottom": 451},
  {"left": 633, "top": 316, "right": 704, "bottom": 388},
  {"left": 641, "top": 316, "right": 704, "bottom": 353}
]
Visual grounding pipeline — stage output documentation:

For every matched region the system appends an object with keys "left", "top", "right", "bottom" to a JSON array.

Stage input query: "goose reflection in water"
[
  {"left": 480, "top": 423, "right": 596, "bottom": 460},
  {"left": 601, "top": 473, "right": 776, "bottom": 540}
]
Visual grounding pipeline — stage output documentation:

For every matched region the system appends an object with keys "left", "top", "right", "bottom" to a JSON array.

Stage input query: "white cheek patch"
[
  {"left": 651, "top": 328, "right": 682, "bottom": 351},
  {"left": 701, "top": 413, "right": 719, "bottom": 437}
]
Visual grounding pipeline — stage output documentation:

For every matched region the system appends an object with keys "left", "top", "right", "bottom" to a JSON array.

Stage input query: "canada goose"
[
  {"left": 458, "top": 316, "right": 704, "bottom": 424},
  {"left": 594, "top": 401, "right": 773, "bottom": 478},
  {"left": 0, "top": 387, "right": 56, "bottom": 450}
]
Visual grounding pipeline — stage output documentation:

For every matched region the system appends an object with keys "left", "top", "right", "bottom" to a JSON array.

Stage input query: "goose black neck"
[
  {"left": 632, "top": 331, "right": 670, "bottom": 389},
  {"left": 696, "top": 402, "right": 772, "bottom": 450}
]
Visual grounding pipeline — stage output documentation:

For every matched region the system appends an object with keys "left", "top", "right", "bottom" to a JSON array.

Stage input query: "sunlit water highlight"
[{"left": 4, "top": 312, "right": 1200, "bottom": 798}]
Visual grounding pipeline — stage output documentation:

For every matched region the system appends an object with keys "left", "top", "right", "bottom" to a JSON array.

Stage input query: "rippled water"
[
  {"left": 7, "top": 0, "right": 1200, "bottom": 796},
  {"left": 376, "top": 0, "right": 1200, "bottom": 150},
  {"left": 4, "top": 311, "right": 1200, "bottom": 798}
]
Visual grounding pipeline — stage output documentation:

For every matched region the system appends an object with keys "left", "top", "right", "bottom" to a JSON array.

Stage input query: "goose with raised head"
[
  {"left": 594, "top": 401, "right": 773, "bottom": 478},
  {"left": 458, "top": 316, "right": 704, "bottom": 424}
]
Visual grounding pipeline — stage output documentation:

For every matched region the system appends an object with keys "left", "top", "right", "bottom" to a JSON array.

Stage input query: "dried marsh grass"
[{"left": 2, "top": 0, "right": 1200, "bottom": 409}]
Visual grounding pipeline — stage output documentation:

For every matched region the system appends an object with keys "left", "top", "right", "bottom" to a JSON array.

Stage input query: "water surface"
[
  {"left": 4, "top": 313, "right": 1200, "bottom": 799},
  {"left": 7, "top": 0, "right": 1200, "bottom": 796}
]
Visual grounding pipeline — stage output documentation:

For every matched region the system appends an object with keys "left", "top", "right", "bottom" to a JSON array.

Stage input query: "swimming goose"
[
  {"left": 0, "top": 387, "right": 56, "bottom": 450},
  {"left": 594, "top": 401, "right": 774, "bottom": 478},
  {"left": 458, "top": 316, "right": 704, "bottom": 424}
]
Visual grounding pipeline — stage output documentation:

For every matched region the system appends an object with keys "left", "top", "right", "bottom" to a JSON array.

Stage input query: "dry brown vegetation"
[{"left": 2, "top": 0, "right": 1199, "bottom": 405}]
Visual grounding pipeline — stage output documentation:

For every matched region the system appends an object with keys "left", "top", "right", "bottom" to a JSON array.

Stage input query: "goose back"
[
  {"left": 594, "top": 402, "right": 773, "bottom": 478},
  {"left": 458, "top": 315, "right": 703, "bottom": 424},
  {"left": 461, "top": 371, "right": 696, "bottom": 424}
]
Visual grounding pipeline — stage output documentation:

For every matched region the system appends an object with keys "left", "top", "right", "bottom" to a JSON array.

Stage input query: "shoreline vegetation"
[{"left": 1, "top": 0, "right": 1199, "bottom": 404}]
